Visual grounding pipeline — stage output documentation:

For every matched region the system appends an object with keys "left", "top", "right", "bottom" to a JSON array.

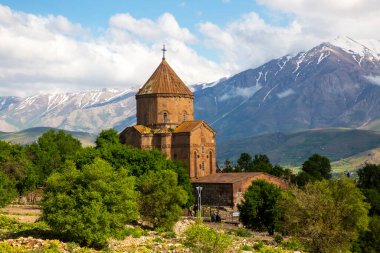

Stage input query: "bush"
[
  {"left": 280, "top": 238, "right": 305, "bottom": 251},
  {"left": 42, "top": 158, "right": 138, "bottom": 248},
  {"left": 183, "top": 219, "right": 232, "bottom": 253},
  {"left": 235, "top": 227, "right": 252, "bottom": 237},
  {"left": 253, "top": 241, "right": 264, "bottom": 250},
  {"left": 0, "top": 170, "right": 17, "bottom": 207},
  {"left": 240, "top": 244, "right": 252, "bottom": 251},
  {"left": 273, "top": 234, "right": 283, "bottom": 243}
]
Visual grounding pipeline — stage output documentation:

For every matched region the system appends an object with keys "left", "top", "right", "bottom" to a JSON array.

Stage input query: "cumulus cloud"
[
  {"left": 0, "top": 5, "right": 225, "bottom": 97},
  {"left": 199, "top": 0, "right": 380, "bottom": 74},
  {"left": 219, "top": 85, "right": 262, "bottom": 101}
]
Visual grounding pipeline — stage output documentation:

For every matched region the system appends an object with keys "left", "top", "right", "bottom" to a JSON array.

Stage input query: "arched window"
[
  {"left": 163, "top": 112, "right": 167, "bottom": 123},
  {"left": 183, "top": 112, "right": 186, "bottom": 121},
  {"left": 201, "top": 145, "right": 205, "bottom": 154},
  {"left": 201, "top": 159, "right": 205, "bottom": 170}
]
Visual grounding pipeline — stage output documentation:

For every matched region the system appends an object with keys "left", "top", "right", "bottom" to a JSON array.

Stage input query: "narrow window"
[
  {"left": 183, "top": 112, "right": 186, "bottom": 121},
  {"left": 201, "top": 160, "right": 205, "bottom": 170},
  {"left": 163, "top": 112, "right": 167, "bottom": 123},
  {"left": 202, "top": 145, "right": 204, "bottom": 154}
]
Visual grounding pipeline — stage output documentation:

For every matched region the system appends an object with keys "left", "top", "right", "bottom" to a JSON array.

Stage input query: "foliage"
[
  {"left": 234, "top": 227, "right": 251, "bottom": 237},
  {"left": 352, "top": 215, "right": 380, "bottom": 253},
  {"left": 280, "top": 238, "right": 306, "bottom": 251},
  {"left": 357, "top": 163, "right": 380, "bottom": 189},
  {"left": 0, "top": 170, "right": 16, "bottom": 207},
  {"left": 273, "top": 234, "right": 283, "bottom": 244},
  {"left": 42, "top": 158, "right": 138, "bottom": 248},
  {"left": 280, "top": 179, "right": 370, "bottom": 253},
  {"left": 238, "top": 180, "right": 282, "bottom": 235},
  {"left": 236, "top": 153, "right": 253, "bottom": 171},
  {"left": 95, "top": 129, "right": 120, "bottom": 148},
  {"left": 26, "top": 129, "right": 82, "bottom": 184},
  {"left": 301, "top": 153, "right": 331, "bottom": 180},
  {"left": 137, "top": 170, "right": 188, "bottom": 230},
  {"left": 182, "top": 219, "right": 232, "bottom": 253}
]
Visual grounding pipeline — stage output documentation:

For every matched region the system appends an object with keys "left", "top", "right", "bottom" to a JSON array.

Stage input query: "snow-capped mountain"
[
  {"left": 194, "top": 36, "right": 380, "bottom": 139},
  {"left": 0, "top": 89, "right": 136, "bottom": 133},
  {"left": 2, "top": 36, "right": 380, "bottom": 139}
]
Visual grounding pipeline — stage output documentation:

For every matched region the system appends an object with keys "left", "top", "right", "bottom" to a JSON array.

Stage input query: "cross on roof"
[{"left": 162, "top": 44, "right": 167, "bottom": 60}]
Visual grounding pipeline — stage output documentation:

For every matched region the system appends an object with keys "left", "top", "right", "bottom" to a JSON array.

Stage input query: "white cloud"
[
  {"left": 277, "top": 89, "right": 295, "bottom": 99},
  {"left": 199, "top": 0, "right": 380, "bottom": 74},
  {"left": 0, "top": 5, "right": 225, "bottom": 97}
]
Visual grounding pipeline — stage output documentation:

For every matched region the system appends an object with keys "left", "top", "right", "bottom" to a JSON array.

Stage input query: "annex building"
[{"left": 120, "top": 48, "right": 287, "bottom": 208}]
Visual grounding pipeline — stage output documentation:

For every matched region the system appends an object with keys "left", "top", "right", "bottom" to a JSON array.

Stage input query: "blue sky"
[{"left": 0, "top": 0, "right": 379, "bottom": 96}]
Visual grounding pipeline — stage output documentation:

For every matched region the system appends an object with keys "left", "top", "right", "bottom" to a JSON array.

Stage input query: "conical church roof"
[{"left": 136, "top": 59, "right": 193, "bottom": 97}]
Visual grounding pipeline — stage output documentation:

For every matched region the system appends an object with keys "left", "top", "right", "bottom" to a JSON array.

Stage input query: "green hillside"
[
  {"left": 0, "top": 127, "right": 96, "bottom": 146},
  {"left": 218, "top": 128, "right": 380, "bottom": 166}
]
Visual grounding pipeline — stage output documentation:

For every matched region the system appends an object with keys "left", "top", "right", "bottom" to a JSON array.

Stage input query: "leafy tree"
[
  {"left": 42, "top": 158, "right": 138, "bottom": 248},
  {"left": 251, "top": 154, "right": 272, "bottom": 172},
  {"left": 26, "top": 129, "right": 82, "bottom": 183},
  {"left": 137, "top": 169, "right": 188, "bottom": 230},
  {"left": 357, "top": 164, "right": 380, "bottom": 189},
  {"left": 236, "top": 153, "right": 252, "bottom": 172},
  {"left": 280, "top": 179, "right": 370, "bottom": 253},
  {"left": 301, "top": 153, "right": 331, "bottom": 180},
  {"left": 0, "top": 170, "right": 16, "bottom": 207},
  {"left": 238, "top": 180, "right": 282, "bottom": 235},
  {"left": 222, "top": 160, "right": 235, "bottom": 172},
  {"left": 353, "top": 215, "right": 380, "bottom": 253},
  {"left": 95, "top": 129, "right": 120, "bottom": 148}
]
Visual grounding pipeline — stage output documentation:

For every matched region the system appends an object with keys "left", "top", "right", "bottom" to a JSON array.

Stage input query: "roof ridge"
[{"left": 136, "top": 59, "right": 193, "bottom": 96}]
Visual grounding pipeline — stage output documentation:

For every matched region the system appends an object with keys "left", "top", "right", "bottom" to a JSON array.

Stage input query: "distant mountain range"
[{"left": 1, "top": 36, "right": 380, "bottom": 165}]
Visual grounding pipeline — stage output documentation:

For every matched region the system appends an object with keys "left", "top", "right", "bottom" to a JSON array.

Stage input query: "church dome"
[{"left": 136, "top": 58, "right": 193, "bottom": 97}]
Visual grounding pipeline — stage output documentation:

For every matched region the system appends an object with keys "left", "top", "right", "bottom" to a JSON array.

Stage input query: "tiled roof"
[
  {"left": 136, "top": 59, "right": 193, "bottom": 96},
  {"left": 173, "top": 120, "right": 203, "bottom": 133},
  {"left": 133, "top": 125, "right": 151, "bottom": 134},
  {"left": 191, "top": 172, "right": 263, "bottom": 183}
]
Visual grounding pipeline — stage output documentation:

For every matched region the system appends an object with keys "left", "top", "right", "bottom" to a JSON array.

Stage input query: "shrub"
[
  {"left": 281, "top": 238, "right": 305, "bottom": 251},
  {"left": 273, "top": 234, "right": 283, "bottom": 244},
  {"left": 253, "top": 241, "right": 264, "bottom": 250},
  {"left": 42, "top": 158, "right": 138, "bottom": 248},
  {"left": 240, "top": 244, "right": 252, "bottom": 251},
  {"left": 183, "top": 219, "right": 232, "bottom": 253},
  {"left": 235, "top": 227, "right": 251, "bottom": 237}
]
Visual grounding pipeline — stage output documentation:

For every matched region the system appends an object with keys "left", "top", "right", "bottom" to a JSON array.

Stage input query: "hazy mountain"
[
  {"left": 0, "top": 89, "right": 136, "bottom": 133},
  {"left": 194, "top": 36, "right": 380, "bottom": 140}
]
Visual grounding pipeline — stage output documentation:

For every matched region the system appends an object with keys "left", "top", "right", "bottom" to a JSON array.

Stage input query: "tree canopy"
[
  {"left": 280, "top": 179, "right": 370, "bottom": 253},
  {"left": 238, "top": 180, "right": 282, "bottom": 235}
]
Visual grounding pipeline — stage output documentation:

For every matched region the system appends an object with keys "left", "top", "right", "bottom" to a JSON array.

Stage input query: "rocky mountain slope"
[
  {"left": 195, "top": 36, "right": 380, "bottom": 139},
  {"left": 0, "top": 89, "right": 136, "bottom": 133}
]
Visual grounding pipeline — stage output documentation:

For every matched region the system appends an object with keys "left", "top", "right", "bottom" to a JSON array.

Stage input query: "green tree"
[
  {"left": 95, "top": 129, "right": 120, "bottom": 148},
  {"left": 301, "top": 153, "right": 331, "bottom": 180},
  {"left": 357, "top": 164, "right": 380, "bottom": 189},
  {"left": 250, "top": 154, "right": 273, "bottom": 172},
  {"left": 137, "top": 169, "right": 188, "bottom": 230},
  {"left": 353, "top": 215, "right": 380, "bottom": 253},
  {"left": 0, "top": 170, "right": 16, "bottom": 207},
  {"left": 280, "top": 179, "right": 370, "bottom": 253},
  {"left": 236, "top": 153, "right": 252, "bottom": 172},
  {"left": 42, "top": 158, "right": 138, "bottom": 248},
  {"left": 238, "top": 180, "right": 282, "bottom": 235},
  {"left": 26, "top": 129, "right": 82, "bottom": 183}
]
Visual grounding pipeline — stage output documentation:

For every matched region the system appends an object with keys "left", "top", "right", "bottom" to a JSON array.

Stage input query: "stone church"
[
  {"left": 120, "top": 48, "right": 287, "bottom": 208},
  {"left": 119, "top": 50, "right": 216, "bottom": 179}
]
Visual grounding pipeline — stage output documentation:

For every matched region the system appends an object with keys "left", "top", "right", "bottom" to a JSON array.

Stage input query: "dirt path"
[{"left": 0, "top": 205, "right": 42, "bottom": 223}]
